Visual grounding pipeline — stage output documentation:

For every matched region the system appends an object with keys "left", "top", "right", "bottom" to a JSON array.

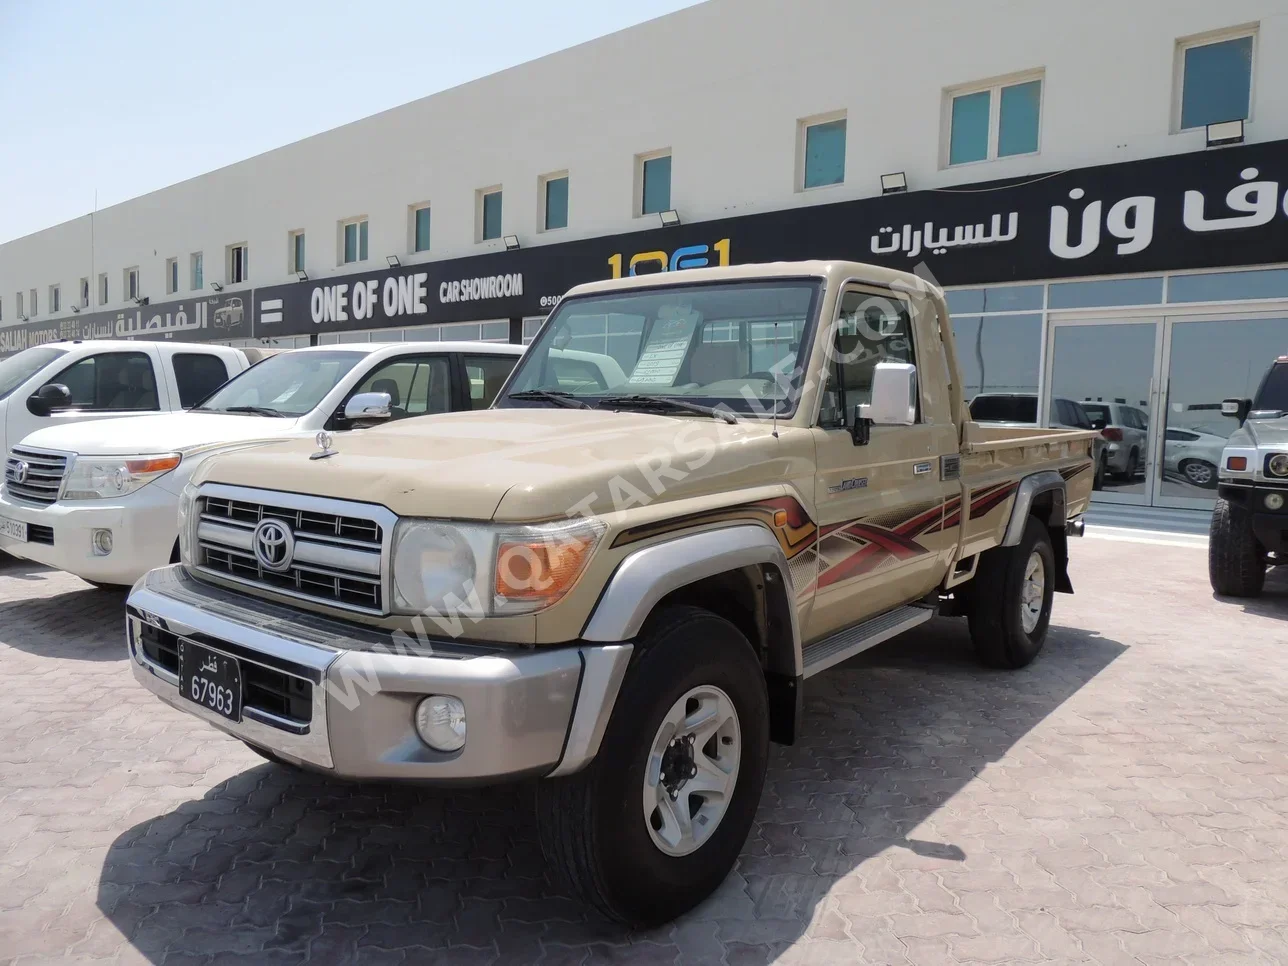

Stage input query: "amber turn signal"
[
  {"left": 126, "top": 455, "right": 182, "bottom": 475},
  {"left": 495, "top": 534, "right": 595, "bottom": 603}
]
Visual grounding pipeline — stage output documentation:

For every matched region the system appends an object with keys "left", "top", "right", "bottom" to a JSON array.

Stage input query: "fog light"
[
  {"left": 1265, "top": 493, "right": 1285, "bottom": 511},
  {"left": 414, "top": 695, "right": 466, "bottom": 752},
  {"left": 91, "top": 529, "right": 113, "bottom": 556}
]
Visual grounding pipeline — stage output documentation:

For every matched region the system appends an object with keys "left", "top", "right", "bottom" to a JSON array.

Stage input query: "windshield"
[
  {"left": 0, "top": 346, "right": 67, "bottom": 401},
  {"left": 970, "top": 394, "right": 1037, "bottom": 422},
  {"left": 499, "top": 280, "right": 822, "bottom": 416},
  {"left": 1253, "top": 363, "right": 1288, "bottom": 414},
  {"left": 194, "top": 350, "right": 366, "bottom": 417}
]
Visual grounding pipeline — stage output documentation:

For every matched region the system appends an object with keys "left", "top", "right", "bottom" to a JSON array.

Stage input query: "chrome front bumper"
[{"left": 126, "top": 566, "right": 631, "bottom": 783}]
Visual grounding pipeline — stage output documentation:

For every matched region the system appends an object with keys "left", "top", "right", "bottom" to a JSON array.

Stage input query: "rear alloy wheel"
[
  {"left": 1180, "top": 459, "right": 1218, "bottom": 489},
  {"left": 968, "top": 516, "right": 1056, "bottom": 669}
]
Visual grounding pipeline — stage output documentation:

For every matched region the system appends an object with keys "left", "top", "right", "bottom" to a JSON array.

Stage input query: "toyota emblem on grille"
[
  {"left": 252, "top": 519, "right": 295, "bottom": 572},
  {"left": 7, "top": 461, "right": 29, "bottom": 485}
]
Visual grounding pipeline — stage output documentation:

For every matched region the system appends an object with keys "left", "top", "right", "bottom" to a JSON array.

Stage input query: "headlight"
[
  {"left": 62, "top": 454, "right": 181, "bottom": 501},
  {"left": 392, "top": 517, "right": 604, "bottom": 618},
  {"left": 177, "top": 481, "right": 198, "bottom": 565},
  {"left": 1268, "top": 454, "right": 1288, "bottom": 478}
]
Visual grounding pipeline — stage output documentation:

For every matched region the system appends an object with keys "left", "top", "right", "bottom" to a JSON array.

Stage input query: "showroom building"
[{"left": 0, "top": 0, "right": 1286, "bottom": 521}]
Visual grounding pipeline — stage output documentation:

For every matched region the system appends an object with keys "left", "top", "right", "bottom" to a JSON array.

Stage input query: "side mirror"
[
  {"left": 27, "top": 383, "right": 72, "bottom": 417},
  {"left": 1221, "top": 398, "right": 1251, "bottom": 423},
  {"left": 342, "top": 391, "right": 392, "bottom": 428},
  {"left": 851, "top": 363, "right": 917, "bottom": 445}
]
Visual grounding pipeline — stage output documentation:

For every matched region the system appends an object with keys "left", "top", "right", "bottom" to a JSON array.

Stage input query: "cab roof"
[{"left": 562, "top": 260, "right": 945, "bottom": 299}]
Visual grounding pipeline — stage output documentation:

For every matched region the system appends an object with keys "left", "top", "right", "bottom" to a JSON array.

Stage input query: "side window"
[
  {"left": 826, "top": 288, "right": 915, "bottom": 423},
  {"left": 1052, "top": 400, "right": 1071, "bottom": 426},
  {"left": 1166, "top": 429, "right": 1198, "bottom": 442},
  {"left": 45, "top": 352, "right": 159, "bottom": 411},
  {"left": 1071, "top": 405, "right": 1093, "bottom": 430},
  {"left": 173, "top": 353, "right": 231, "bottom": 408},
  {"left": 463, "top": 354, "right": 519, "bottom": 410},
  {"left": 354, "top": 356, "right": 451, "bottom": 419}
]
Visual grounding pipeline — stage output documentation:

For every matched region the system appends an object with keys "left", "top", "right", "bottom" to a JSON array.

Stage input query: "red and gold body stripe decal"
[{"left": 610, "top": 495, "right": 818, "bottom": 558}]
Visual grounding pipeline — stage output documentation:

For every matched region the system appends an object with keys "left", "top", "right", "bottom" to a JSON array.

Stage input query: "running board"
[{"left": 801, "top": 603, "right": 936, "bottom": 679}]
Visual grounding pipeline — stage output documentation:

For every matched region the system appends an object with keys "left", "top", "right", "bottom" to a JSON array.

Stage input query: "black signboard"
[
  {"left": 250, "top": 137, "right": 1288, "bottom": 338},
  {"left": 0, "top": 291, "right": 250, "bottom": 357},
  {"left": 7, "top": 137, "right": 1288, "bottom": 356}
]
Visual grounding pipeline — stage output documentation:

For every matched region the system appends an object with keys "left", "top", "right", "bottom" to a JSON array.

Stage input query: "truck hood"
[
  {"left": 1232, "top": 415, "right": 1288, "bottom": 450},
  {"left": 193, "top": 408, "right": 807, "bottom": 521},
  {"left": 18, "top": 411, "right": 301, "bottom": 456}
]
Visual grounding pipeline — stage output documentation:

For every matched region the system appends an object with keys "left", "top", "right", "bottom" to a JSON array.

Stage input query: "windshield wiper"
[
  {"left": 507, "top": 389, "right": 592, "bottom": 410},
  {"left": 218, "top": 405, "right": 290, "bottom": 417},
  {"left": 598, "top": 394, "right": 738, "bottom": 424}
]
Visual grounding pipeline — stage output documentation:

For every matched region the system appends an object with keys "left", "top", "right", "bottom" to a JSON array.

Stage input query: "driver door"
[{"left": 805, "top": 284, "right": 960, "bottom": 643}]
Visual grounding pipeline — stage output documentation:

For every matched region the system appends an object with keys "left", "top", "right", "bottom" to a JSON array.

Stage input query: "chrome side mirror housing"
[
  {"left": 852, "top": 363, "right": 917, "bottom": 445},
  {"left": 343, "top": 391, "right": 392, "bottom": 427}
]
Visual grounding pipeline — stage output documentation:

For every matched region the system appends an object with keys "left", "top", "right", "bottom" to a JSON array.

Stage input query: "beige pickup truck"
[{"left": 126, "top": 261, "right": 1095, "bottom": 926}]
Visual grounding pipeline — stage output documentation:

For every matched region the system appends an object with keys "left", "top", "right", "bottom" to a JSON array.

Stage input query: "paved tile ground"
[{"left": 2, "top": 535, "right": 1288, "bottom": 965}]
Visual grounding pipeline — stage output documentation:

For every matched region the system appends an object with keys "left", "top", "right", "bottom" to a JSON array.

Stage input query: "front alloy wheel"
[
  {"left": 1019, "top": 550, "right": 1046, "bottom": 635},
  {"left": 643, "top": 685, "right": 741, "bottom": 856}
]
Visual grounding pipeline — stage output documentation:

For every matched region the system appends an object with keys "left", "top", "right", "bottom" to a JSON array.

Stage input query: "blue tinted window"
[
  {"left": 545, "top": 176, "right": 569, "bottom": 231},
  {"left": 359, "top": 220, "right": 368, "bottom": 261},
  {"left": 982, "top": 285, "right": 1044, "bottom": 312},
  {"left": 1049, "top": 277, "right": 1163, "bottom": 309},
  {"left": 642, "top": 155, "right": 672, "bottom": 215},
  {"left": 949, "top": 90, "right": 990, "bottom": 165},
  {"left": 998, "top": 80, "right": 1041, "bottom": 156},
  {"left": 414, "top": 208, "right": 431, "bottom": 252},
  {"left": 803, "top": 119, "right": 846, "bottom": 188},
  {"left": 293, "top": 233, "right": 305, "bottom": 271},
  {"left": 952, "top": 314, "right": 1043, "bottom": 398},
  {"left": 343, "top": 224, "right": 357, "bottom": 263},
  {"left": 1168, "top": 269, "right": 1288, "bottom": 303},
  {"left": 946, "top": 289, "right": 986, "bottom": 315},
  {"left": 1181, "top": 36, "right": 1253, "bottom": 130},
  {"left": 482, "top": 191, "right": 502, "bottom": 240}
]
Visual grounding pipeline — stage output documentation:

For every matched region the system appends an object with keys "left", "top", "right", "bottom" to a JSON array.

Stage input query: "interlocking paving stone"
[{"left": 3, "top": 538, "right": 1288, "bottom": 964}]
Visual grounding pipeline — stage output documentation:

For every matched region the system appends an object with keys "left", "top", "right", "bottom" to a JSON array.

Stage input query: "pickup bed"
[{"left": 125, "top": 260, "right": 1095, "bottom": 926}]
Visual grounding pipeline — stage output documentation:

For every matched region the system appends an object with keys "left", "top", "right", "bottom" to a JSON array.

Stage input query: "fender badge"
[
  {"left": 310, "top": 430, "right": 337, "bottom": 461},
  {"left": 828, "top": 477, "right": 868, "bottom": 493},
  {"left": 914, "top": 461, "right": 933, "bottom": 475}
]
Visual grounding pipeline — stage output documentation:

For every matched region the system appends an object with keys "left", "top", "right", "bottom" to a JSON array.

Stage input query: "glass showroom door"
[
  {"left": 1045, "top": 319, "right": 1164, "bottom": 505},
  {"left": 1154, "top": 313, "right": 1288, "bottom": 509}
]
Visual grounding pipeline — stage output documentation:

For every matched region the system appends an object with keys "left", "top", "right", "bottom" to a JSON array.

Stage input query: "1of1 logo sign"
[{"left": 606, "top": 238, "right": 731, "bottom": 279}]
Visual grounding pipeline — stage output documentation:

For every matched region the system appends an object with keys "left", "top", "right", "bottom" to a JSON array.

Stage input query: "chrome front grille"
[
  {"left": 4, "top": 447, "right": 70, "bottom": 506},
  {"left": 192, "top": 485, "right": 394, "bottom": 615}
]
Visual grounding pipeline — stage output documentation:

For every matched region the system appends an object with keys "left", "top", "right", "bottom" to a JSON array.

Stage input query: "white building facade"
[{"left": 1, "top": 0, "right": 1287, "bottom": 517}]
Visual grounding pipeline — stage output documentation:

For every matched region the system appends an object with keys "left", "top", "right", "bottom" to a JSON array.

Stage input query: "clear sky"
[{"left": 0, "top": 0, "right": 704, "bottom": 245}]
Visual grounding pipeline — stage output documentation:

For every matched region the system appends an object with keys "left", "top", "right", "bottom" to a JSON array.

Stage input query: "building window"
[
  {"left": 289, "top": 231, "right": 306, "bottom": 273},
  {"left": 341, "top": 219, "right": 368, "bottom": 264},
  {"left": 164, "top": 258, "right": 179, "bottom": 294},
  {"left": 49, "top": 285, "right": 60, "bottom": 313},
  {"left": 541, "top": 173, "right": 569, "bottom": 232},
  {"left": 124, "top": 268, "right": 139, "bottom": 301},
  {"left": 98, "top": 273, "right": 108, "bottom": 305},
  {"left": 478, "top": 188, "right": 503, "bottom": 241},
  {"left": 190, "top": 252, "right": 204, "bottom": 290},
  {"left": 226, "top": 244, "right": 248, "bottom": 284},
  {"left": 79, "top": 277, "right": 89, "bottom": 308},
  {"left": 1176, "top": 27, "right": 1256, "bottom": 131},
  {"left": 638, "top": 151, "right": 672, "bottom": 216},
  {"left": 799, "top": 112, "right": 847, "bottom": 190},
  {"left": 411, "top": 204, "right": 431, "bottom": 252},
  {"left": 30, "top": 288, "right": 37, "bottom": 316},
  {"left": 946, "top": 72, "right": 1043, "bottom": 165},
  {"left": 0, "top": 297, "right": 4, "bottom": 321},
  {"left": 15, "top": 291, "right": 23, "bottom": 318}
]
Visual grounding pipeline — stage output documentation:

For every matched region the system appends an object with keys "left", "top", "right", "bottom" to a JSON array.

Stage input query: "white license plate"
[{"left": 0, "top": 517, "right": 26, "bottom": 542}]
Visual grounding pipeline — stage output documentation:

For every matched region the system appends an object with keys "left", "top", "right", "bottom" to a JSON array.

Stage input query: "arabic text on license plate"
[
  {"left": 178, "top": 641, "right": 242, "bottom": 722},
  {"left": 0, "top": 517, "right": 27, "bottom": 542}
]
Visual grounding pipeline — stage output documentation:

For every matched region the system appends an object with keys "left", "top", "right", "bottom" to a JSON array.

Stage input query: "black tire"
[
  {"left": 241, "top": 740, "right": 297, "bottom": 768},
  {"left": 1093, "top": 453, "right": 1107, "bottom": 491},
  {"left": 535, "top": 605, "right": 769, "bottom": 927},
  {"left": 968, "top": 516, "right": 1055, "bottom": 669},
  {"left": 1209, "top": 497, "right": 1265, "bottom": 597}
]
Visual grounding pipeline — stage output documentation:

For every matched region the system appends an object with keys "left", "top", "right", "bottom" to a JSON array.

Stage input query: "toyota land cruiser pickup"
[
  {"left": 126, "top": 261, "right": 1096, "bottom": 926},
  {"left": 1210, "top": 355, "right": 1288, "bottom": 597}
]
